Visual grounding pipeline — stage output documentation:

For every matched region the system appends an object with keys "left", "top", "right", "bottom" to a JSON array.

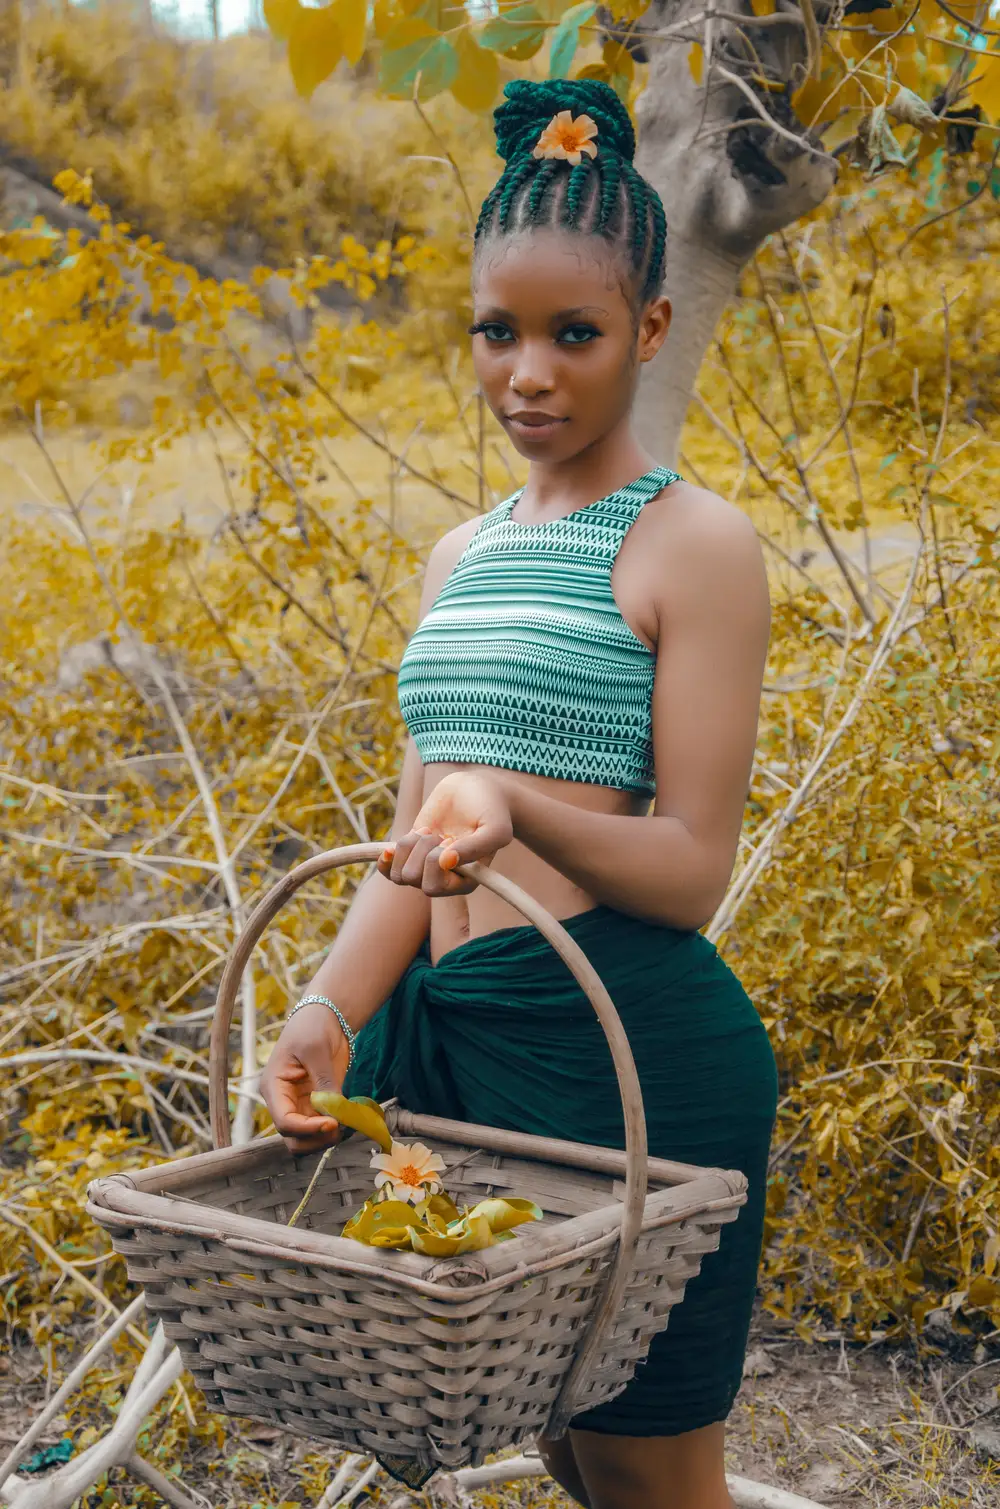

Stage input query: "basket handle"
[{"left": 208, "top": 841, "right": 649, "bottom": 1441}]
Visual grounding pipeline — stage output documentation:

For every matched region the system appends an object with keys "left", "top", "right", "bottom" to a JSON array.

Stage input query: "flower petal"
[{"left": 581, "top": 141, "right": 598, "bottom": 159}]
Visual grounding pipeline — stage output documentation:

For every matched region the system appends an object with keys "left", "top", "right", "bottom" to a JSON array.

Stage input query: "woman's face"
[{"left": 470, "top": 229, "right": 670, "bottom": 464}]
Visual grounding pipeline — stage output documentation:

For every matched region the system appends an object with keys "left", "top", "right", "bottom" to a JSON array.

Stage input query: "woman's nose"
[
  {"left": 509, "top": 346, "right": 555, "bottom": 398},
  {"left": 509, "top": 368, "right": 554, "bottom": 398}
]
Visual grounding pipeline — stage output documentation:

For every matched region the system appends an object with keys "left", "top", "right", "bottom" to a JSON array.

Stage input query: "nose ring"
[{"left": 508, "top": 374, "right": 517, "bottom": 390}]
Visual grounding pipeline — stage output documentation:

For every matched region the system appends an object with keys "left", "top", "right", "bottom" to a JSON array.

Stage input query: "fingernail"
[
  {"left": 382, "top": 846, "right": 394, "bottom": 861},
  {"left": 440, "top": 850, "right": 459, "bottom": 871}
]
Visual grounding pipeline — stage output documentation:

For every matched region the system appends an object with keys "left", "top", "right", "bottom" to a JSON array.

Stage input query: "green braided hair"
[{"left": 474, "top": 79, "right": 667, "bottom": 306}]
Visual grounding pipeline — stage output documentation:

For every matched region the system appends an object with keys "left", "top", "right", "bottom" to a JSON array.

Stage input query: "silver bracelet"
[{"left": 288, "top": 994, "right": 357, "bottom": 1071}]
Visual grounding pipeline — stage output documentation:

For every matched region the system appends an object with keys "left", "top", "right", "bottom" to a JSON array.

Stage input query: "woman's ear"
[{"left": 638, "top": 296, "right": 672, "bottom": 364}]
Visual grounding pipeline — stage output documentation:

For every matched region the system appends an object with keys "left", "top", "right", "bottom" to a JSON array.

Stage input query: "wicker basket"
[{"left": 87, "top": 844, "right": 747, "bottom": 1473}]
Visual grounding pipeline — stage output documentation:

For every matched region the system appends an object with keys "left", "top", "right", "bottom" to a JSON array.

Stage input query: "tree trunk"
[
  {"left": 634, "top": 233, "right": 741, "bottom": 464},
  {"left": 630, "top": 0, "right": 840, "bottom": 464}
]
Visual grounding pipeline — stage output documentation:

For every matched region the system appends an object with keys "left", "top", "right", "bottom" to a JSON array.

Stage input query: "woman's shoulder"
[
  {"left": 418, "top": 497, "right": 510, "bottom": 612},
  {"left": 625, "top": 479, "right": 766, "bottom": 622},
  {"left": 646, "top": 478, "right": 761, "bottom": 564}
]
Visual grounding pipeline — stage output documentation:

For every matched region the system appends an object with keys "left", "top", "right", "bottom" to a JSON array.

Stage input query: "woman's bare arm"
[
  {"left": 258, "top": 737, "right": 430, "bottom": 1150},
  {"left": 261, "top": 516, "right": 482, "bottom": 1150}
]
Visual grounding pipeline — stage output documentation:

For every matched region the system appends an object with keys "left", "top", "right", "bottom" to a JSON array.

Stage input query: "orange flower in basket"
[{"left": 532, "top": 111, "right": 599, "bottom": 167}]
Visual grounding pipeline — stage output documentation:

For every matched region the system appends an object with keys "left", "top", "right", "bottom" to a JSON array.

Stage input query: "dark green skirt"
[{"left": 344, "top": 902, "right": 777, "bottom": 1439}]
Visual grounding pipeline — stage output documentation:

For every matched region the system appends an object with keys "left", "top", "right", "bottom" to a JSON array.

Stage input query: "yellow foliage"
[
  {"left": 968, "top": 50, "right": 1000, "bottom": 124},
  {"left": 0, "top": 1, "right": 493, "bottom": 323}
]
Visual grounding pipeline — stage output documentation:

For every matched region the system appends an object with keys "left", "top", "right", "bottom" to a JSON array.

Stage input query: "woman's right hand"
[{"left": 260, "top": 1003, "right": 353, "bottom": 1155}]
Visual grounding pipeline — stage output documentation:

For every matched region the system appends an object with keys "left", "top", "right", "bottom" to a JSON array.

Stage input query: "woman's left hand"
[{"left": 377, "top": 771, "right": 514, "bottom": 896}]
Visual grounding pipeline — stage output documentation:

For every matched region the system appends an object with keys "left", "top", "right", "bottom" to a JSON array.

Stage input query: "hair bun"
[{"left": 493, "top": 79, "right": 636, "bottom": 167}]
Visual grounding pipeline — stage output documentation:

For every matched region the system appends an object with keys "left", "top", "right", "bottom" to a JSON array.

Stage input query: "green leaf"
[
  {"left": 379, "top": 18, "right": 458, "bottom": 99},
  {"left": 548, "top": 1, "right": 596, "bottom": 79},
  {"left": 479, "top": 3, "right": 546, "bottom": 60}
]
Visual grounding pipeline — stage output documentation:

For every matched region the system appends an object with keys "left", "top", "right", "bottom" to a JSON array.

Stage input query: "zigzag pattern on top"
[{"left": 397, "top": 466, "right": 682, "bottom": 798}]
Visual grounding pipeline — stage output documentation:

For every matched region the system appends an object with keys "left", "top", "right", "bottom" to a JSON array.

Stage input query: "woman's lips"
[{"left": 505, "top": 412, "right": 568, "bottom": 443}]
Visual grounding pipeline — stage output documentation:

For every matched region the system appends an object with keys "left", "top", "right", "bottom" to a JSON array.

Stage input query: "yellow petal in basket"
[
  {"left": 418, "top": 1190, "right": 462, "bottom": 1226},
  {"left": 342, "top": 1198, "right": 420, "bottom": 1245},
  {"left": 466, "top": 1197, "right": 544, "bottom": 1232},
  {"left": 310, "top": 1091, "right": 393, "bottom": 1151},
  {"left": 409, "top": 1213, "right": 494, "bottom": 1256},
  {"left": 341, "top": 1189, "right": 543, "bottom": 1254}
]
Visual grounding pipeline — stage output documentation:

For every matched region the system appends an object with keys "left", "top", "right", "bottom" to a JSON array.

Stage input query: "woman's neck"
[{"left": 519, "top": 421, "right": 659, "bottom": 519}]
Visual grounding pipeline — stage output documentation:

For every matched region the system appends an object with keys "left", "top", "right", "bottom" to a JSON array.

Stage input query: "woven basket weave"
[{"left": 87, "top": 844, "right": 747, "bottom": 1473}]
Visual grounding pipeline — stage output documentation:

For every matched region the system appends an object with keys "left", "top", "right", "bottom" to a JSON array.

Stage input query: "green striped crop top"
[{"left": 397, "top": 466, "right": 681, "bottom": 798}]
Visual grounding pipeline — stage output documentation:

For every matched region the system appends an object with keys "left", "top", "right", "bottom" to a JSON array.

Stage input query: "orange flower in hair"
[{"left": 532, "top": 110, "right": 599, "bottom": 167}]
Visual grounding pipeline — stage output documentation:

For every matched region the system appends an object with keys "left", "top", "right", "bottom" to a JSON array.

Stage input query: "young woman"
[{"left": 261, "top": 77, "right": 777, "bottom": 1509}]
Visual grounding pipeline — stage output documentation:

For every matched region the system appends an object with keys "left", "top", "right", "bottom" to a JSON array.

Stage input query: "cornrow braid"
[
  {"left": 596, "top": 152, "right": 622, "bottom": 236},
  {"left": 474, "top": 79, "right": 667, "bottom": 307},
  {"left": 644, "top": 190, "right": 668, "bottom": 304},
  {"left": 475, "top": 182, "right": 502, "bottom": 243},
  {"left": 498, "top": 156, "right": 536, "bottom": 232},
  {"left": 623, "top": 164, "right": 648, "bottom": 269},
  {"left": 563, "top": 157, "right": 594, "bottom": 231},
  {"left": 527, "top": 157, "right": 558, "bottom": 222}
]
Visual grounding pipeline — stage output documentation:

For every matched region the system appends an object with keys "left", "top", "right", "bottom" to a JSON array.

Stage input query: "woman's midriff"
[{"left": 422, "top": 763, "right": 650, "bottom": 966}]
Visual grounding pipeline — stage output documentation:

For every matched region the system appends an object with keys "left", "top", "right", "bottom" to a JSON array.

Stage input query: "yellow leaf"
[
  {"left": 264, "top": 0, "right": 303, "bottom": 42},
  {"left": 310, "top": 1091, "right": 393, "bottom": 1150},
  {"left": 907, "top": 906, "right": 931, "bottom": 938},
  {"left": 967, "top": 1275, "right": 1000, "bottom": 1308},
  {"left": 288, "top": 5, "right": 343, "bottom": 98},
  {"left": 334, "top": 0, "right": 367, "bottom": 65},
  {"left": 373, "top": 0, "right": 397, "bottom": 39},
  {"left": 574, "top": 62, "right": 612, "bottom": 84},
  {"left": 466, "top": 1197, "right": 544, "bottom": 1233},
  {"left": 985, "top": 1236, "right": 1000, "bottom": 1278},
  {"left": 688, "top": 41, "right": 703, "bottom": 87},
  {"left": 406, "top": 1223, "right": 465, "bottom": 1255},
  {"left": 968, "top": 52, "right": 1000, "bottom": 123},
  {"left": 602, "top": 39, "right": 635, "bottom": 83},
  {"left": 792, "top": 73, "right": 847, "bottom": 127},
  {"left": 749, "top": 0, "right": 777, "bottom": 12},
  {"left": 450, "top": 31, "right": 500, "bottom": 113},
  {"left": 417, "top": 1190, "right": 462, "bottom": 1225},
  {"left": 342, "top": 1197, "right": 417, "bottom": 1243}
]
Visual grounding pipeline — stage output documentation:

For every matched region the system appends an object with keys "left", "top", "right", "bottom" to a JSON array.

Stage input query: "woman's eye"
[
  {"left": 558, "top": 324, "right": 601, "bottom": 345},
  {"left": 469, "top": 322, "right": 515, "bottom": 343}
]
